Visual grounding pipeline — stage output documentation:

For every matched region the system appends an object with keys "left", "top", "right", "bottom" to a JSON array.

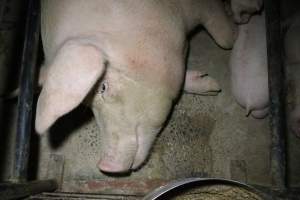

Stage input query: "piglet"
[{"left": 229, "top": 12, "right": 269, "bottom": 118}]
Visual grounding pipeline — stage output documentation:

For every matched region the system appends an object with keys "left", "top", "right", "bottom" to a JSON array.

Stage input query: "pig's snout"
[
  {"left": 98, "top": 157, "right": 132, "bottom": 173},
  {"left": 97, "top": 125, "right": 160, "bottom": 173},
  {"left": 97, "top": 131, "right": 138, "bottom": 173}
]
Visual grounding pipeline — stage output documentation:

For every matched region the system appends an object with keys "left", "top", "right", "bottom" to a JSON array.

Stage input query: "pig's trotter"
[{"left": 184, "top": 70, "right": 221, "bottom": 95}]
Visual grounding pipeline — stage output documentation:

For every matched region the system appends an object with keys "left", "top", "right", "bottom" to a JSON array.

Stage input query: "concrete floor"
[{"left": 1, "top": 0, "right": 300, "bottom": 198}]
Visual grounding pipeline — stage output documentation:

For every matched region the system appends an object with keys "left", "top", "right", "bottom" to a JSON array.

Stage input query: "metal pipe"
[
  {"left": 264, "top": 0, "right": 287, "bottom": 191},
  {"left": 10, "top": 0, "right": 40, "bottom": 182},
  {"left": 0, "top": 180, "right": 57, "bottom": 200}
]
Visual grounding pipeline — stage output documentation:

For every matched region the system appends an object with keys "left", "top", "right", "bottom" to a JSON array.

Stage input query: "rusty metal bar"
[
  {"left": 28, "top": 192, "right": 142, "bottom": 200},
  {"left": 10, "top": 0, "right": 40, "bottom": 182},
  {"left": 264, "top": 0, "right": 287, "bottom": 191}
]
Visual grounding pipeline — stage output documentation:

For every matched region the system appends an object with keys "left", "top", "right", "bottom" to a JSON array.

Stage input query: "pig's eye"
[{"left": 100, "top": 82, "right": 108, "bottom": 94}]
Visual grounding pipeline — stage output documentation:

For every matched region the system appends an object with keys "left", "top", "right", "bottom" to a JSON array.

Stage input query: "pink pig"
[
  {"left": 35, "top": 0, "right": 235, "bottom": 173},
  {"left": 229, "top": 12, "right": 269, "bottom": 118}
]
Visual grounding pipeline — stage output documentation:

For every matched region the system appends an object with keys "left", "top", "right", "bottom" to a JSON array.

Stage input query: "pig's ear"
[{"left": 35, "top": 41, "right": 106, "bottom": 134}]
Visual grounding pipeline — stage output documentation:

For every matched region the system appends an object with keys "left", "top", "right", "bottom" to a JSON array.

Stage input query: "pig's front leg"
[{"left": 184, "top": 70, "right": 221, "bottom": 95}]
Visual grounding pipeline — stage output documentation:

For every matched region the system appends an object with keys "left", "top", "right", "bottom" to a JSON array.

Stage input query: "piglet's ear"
[{"left": 35, "top": 40, "right": 106, "bottom": 134}]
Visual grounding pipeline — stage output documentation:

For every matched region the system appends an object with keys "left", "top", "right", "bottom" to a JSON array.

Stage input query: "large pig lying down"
[
  {"left": 35, "top": 0, "right": 235, "bottom": 173},
  {"left": 229, "top": 12, "right": 269, "bottom": 119}
]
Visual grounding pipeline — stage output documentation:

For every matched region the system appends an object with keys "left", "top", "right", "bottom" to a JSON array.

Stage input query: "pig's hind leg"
[{"left": 184, "top": 70, "right": 221, "bottom": 95}]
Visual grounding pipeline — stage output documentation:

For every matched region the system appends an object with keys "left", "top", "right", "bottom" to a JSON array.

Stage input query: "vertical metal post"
[
  {"left": 11, "top": 0, "right": 40, "bottom": 182},
  {"left": 264, "top": 0, "right": 287, "bottom": 191}
]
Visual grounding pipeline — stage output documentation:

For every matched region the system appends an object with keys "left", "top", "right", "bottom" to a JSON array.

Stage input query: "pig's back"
[{"left": 41, "top": 0, "right": 185, "bottom": 62}]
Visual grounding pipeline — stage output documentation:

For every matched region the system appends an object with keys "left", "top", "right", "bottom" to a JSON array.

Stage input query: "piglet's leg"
[{"left": 184, "top": 70, "right": 221, "bottom": 95}]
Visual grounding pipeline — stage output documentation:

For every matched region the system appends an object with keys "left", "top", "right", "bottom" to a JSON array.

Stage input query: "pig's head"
[
  {"left": 35, "top": 39, "right": 176, "bottom": 173},
  {"left": 88, "top": 67, "right": 173, "bottom": 172}
]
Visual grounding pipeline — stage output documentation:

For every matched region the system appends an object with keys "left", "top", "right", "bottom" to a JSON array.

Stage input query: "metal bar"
[
  {"left": 264, "top": 0, "right": 287, "bottom": 191},
  {"left": 10, "top": 0, "right": 40, "bottom": 182},
  {"left": 0, "top": 180, "right": 57, "bottom": 200},
  {"left": 29, "top": 192, "right": 142, "bottom": 200}
]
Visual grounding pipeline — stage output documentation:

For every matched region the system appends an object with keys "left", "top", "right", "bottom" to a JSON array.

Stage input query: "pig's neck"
[{"left": 178, "top": 0, "right": 208, "bottom": 32}]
